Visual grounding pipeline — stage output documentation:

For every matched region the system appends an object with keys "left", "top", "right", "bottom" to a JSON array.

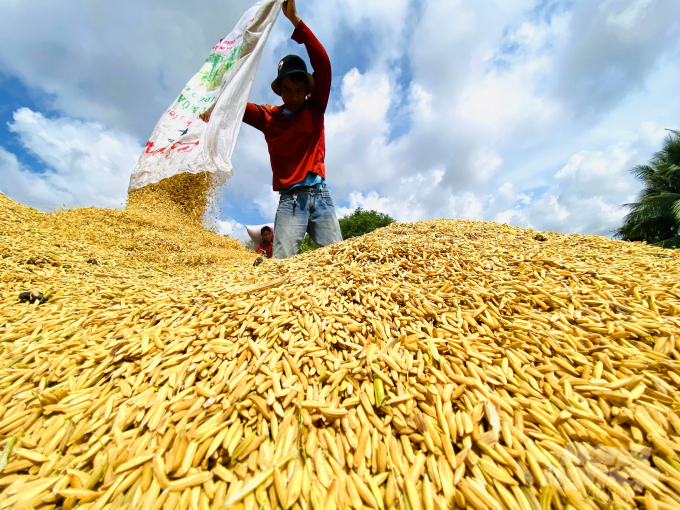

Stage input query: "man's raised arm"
[
  {"left": 283, "top": 0, "right": 331, "bottom": 112},
  {"left": 199, "top": 98, "right": 265, "bottom": 132}
]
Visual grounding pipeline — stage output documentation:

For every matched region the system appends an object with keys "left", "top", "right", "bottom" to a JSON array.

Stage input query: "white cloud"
[
  {"left": 217, "top": 219, "right": 249, "bottom": 242},
  {"left": 493, "top": 142, "right": 640, "bottom": 236},
  {"left": 471, "top": 150, "right": 504, "bottom": 181},
  {"left": 448, "top": 192, "right": 486, "bottom": 221},
  {"left": 0, "top": 0, "right": 259, "bottom": 138},
  {"left": 554, "top": 143, "right": 634, "bottom": 185},
  {"left": 388, "top": 139, "right": 642, "bottom": 237},
  {"left": 253, "top": 188, "right": 280, "bottom": 220},
  {"left": 639, "top": 121, "right": 669, "bottom": 148},
  {"left": 325, "top": 69, "right": 395, "bottom": 192},
  {"left": 494, "top": 210, "right": 517, "bottom": 224},
  {"left": 305, "top": 0, "right": 410, "bottom": 70},
  {"left": 555, "top": 154, "right": 585, "bottom": 179},
  {"left": 455, "top": 56, "right": 561, "bottom": 139},
  {"left": 557, "top": 0, "right": 680, "bottom": 114},
  {"left": 1, "top": 108, "right": 141, "bottom": 209},
  {"left": 498, "top": 182, "right": 515, "bottom": 200},
  {"left": 336, "top": 191, "right": 391, "bottom": 218},
  {"left": 2, "top": 0, "right": 679, "bottom": 239},
  {"left": 517, "top": 193, "right": 533, "bottom": 205},
  {"left": 606, "top": 0, "right": 655, "bottom": 30},
  {"left": 336, "top": 167, "right": 448, "bottom": 223}
]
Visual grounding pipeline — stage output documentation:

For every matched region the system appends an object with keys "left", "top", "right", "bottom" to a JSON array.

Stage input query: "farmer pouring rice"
[{"left": 200, "top": 0, "right": 342, "bottom": 258}]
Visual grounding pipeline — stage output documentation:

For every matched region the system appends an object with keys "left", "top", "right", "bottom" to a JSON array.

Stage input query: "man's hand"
[
  {"left": 199, "top": 104, "right": 215, "bottom": 123},
  {"left": 282, "top": 0, "right": 301, "bottom": 27}
]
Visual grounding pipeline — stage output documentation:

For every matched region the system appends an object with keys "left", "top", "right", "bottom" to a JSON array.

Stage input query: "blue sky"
[
  {"left": 1, "top": 0, "right": 679, "bottom": 241},
  {"left": 0, "top": 77, "right": 51, "bottom": 175}
]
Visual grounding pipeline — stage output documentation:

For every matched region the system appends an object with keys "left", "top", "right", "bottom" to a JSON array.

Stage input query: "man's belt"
[{"left": 280, "top": 183, "right": 326, "bottom": 194}]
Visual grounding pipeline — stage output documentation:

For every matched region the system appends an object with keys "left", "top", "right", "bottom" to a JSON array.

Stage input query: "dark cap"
[
  {"left": 261, "top": 226, "right": 273, "bottom": 234},
  {"left": 271, "top": 55, "right": 315, "bottom": 96}
]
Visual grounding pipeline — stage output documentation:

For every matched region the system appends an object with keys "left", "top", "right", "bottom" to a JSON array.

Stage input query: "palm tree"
[{"left": 617, "top": 130, "right": 680, "bottom": 248}]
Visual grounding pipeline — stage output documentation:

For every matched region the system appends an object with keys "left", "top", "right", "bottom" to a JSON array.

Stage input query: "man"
[
  {"left": 201, "top": 0, "right": 342, "bottom": 258},
  {"left": 256, "top": 226, "right": 274, "bottom": 258}
]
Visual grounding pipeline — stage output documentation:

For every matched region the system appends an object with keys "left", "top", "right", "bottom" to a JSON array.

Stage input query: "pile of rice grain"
[
  {"left": 1, "top": 195, "right": 680, "bottom": 510},
  {"left": 0, "top": 174, "right": 251, "bottom": 290},
  {"left": 126, "top": 172, "right": 220, "bottom": 227}
]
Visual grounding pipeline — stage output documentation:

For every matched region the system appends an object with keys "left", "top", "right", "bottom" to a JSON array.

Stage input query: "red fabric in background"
[
  {"left": 256, "top": 241, "right": 273, "bottom": 258},
  {"left": 243, "top": 21, "right": 331, "bottom": 191}
]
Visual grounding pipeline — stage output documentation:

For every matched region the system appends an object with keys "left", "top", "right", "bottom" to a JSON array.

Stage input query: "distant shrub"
[
  {"left": 297, "top": 207, "right": 395, "bottom": 254},
  {"left": 339, "top": 207, "right": 395, "bottom": 240}
]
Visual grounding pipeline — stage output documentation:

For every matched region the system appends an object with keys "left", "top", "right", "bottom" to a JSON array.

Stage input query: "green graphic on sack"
[
  {"left": 174, "top": 44, "right": 243, "bottom": 115},
  {"left": 176, "top": 89, "right": 216, "bottom": 115},
  {"left": 198, "top": 45, "right": 243, "bottom": 91}
]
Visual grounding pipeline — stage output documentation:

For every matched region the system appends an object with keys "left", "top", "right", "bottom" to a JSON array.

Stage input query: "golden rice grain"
[{"left": 2, "top": 190, "right": 680, "bottom": 510}]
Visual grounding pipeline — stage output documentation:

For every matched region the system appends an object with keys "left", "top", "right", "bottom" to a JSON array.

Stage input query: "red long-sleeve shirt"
[
  {"left": 243, "top": 21, "right": 330, "bottom": 191},
  {"left": 256, "top": 241, "right": 272, "bottom": 258}
]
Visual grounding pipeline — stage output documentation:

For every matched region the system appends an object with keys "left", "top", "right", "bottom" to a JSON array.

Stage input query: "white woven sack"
[
  {"left": 129, "top": 0, "right": 282, "bottom": 191},
  {"left": 246, "top": 223, "right": 275, "bottom": 245}
]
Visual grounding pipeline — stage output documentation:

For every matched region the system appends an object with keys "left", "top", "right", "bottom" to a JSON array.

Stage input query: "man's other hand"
[
  {"left": 283, "top": 0, "right": 301, "bottom": 27},
  {"left": 199, "top": 106, "right": 213, "bottom": 123}
]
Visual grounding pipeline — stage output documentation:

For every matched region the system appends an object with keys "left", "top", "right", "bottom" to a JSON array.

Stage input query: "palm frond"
[
  {"left": 618, "top": 130, "right": 680, "bottom": 244},
  {"left": 673, "top": 199, "right": 680, "bottom": 224}
]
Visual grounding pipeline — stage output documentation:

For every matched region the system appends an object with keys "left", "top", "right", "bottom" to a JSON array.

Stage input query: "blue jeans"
[{"left": 273, "top": 186, "right": 343, "bottom": 258}]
